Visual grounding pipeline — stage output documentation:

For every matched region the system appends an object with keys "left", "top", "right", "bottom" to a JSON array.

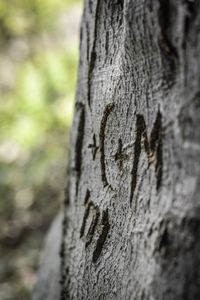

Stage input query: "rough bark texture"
[{"left": 36, "top": 1, "right": 200, "bottom": 299}]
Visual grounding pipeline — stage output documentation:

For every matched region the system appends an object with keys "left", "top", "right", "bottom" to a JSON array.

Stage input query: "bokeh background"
[{"left": 0, "top": 1, "right": 82, "bottom": 299}]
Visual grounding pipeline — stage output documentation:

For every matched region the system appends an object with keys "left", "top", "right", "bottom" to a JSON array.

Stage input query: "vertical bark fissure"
[
  {"left": 75, "top": 105, "right": 85, "bottom": 196},
  {"left": 87, "top": 0, "right": 101, "bottom": 108}
]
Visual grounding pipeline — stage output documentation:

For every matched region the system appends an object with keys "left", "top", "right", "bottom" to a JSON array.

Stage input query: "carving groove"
[
  {"left": 80, "top": 193, "right": 111, "bottom": 263},
  {"left": 130, "top": 110, "right": 163, "bottom": 204},
  {"left": 92, "top": 209, "right": 110, "bottom": 263},
  {"left": 80, "top": 190, "right": 100, "bottom": 247},
  {"left": 99, "top": 103, "right": 115, "bottom": 187},
  {"left": 85, "top": 208, "right": 100, "bottom": 248},
  {"left": 75, "top": 104, "right": 85, "bottom": 196},
  {"left": 80, "top": 201, "right": 93, "bottom": 239},
  {"left": 130, "top": 115, "right": 147, "bottom": 205},
  {"left": 84, "top": 189, "right": 91, "bottom": 205},
  {"left": 88, "top": 134, "right": 99, "bottom": 160}
]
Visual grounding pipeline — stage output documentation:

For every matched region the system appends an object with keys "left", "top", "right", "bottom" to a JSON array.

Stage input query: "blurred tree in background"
[{"left": 0, "top": 0, "right": 82, "bottom": 299}]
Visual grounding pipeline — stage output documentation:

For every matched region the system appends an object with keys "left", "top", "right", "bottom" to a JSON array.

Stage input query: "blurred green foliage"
[
  {"left": 1, "top": 49, "right": 77, "bottom": 147},
  {"left": 0, "top": 0, "right": 82, "bottom": 299},
  {"left": 0, "top": 0, "right": 81, "bottom": 40}
]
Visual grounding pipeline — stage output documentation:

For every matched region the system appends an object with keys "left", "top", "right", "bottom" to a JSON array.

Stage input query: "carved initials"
[
  {"left": 80, "top": 191, "right": 110, "bottom": 263},
  {"left": 130, "top": 110, "right": 163, "bottom": 204}
]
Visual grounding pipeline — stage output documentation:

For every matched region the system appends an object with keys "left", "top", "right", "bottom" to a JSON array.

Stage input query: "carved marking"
[
  {"left": 80, "top": 201, "right": 93, "bottom": 238},
  {"left": 99, "top": 103, "right": 115, "bottom": 187},
  {"left": 92, "top": 209, "right": 110, "bottom": 263},
  {"left": 150, "top": 110, "right": 163, "bottom": 190},
  {"left": 75, "top": 104, "right": 85, "bottom": 196},
  {"left": 80, "top": 195, "right": 111, "bottom": 263},
  {"left": 84, "top": 189, "right": 91, "bottom": 206},
  {"left": 80, "top": 190, "right": 99, "bottom": 247},
  {"left": 130, "top": 110, "right": 163, "bottom": 204},
  {"left": 85, "top": 208, "right": 100, "bottom": 248},
  {"left": 88, "top": 134, "right": 99, "bottom": 160},
  {"left": 130, "top": 115, "right": 147, "bottom": 204}
]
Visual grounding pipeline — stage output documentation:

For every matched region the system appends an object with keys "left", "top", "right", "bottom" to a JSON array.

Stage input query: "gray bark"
[
  {"left": 35, "top": 0, "right": 200, "bottom": 299},
  {"left": 32, "top": 212, "right": 62, "bottom": 300}
]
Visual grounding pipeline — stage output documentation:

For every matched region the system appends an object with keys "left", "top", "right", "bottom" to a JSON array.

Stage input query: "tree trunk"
[{"left": 35, "top": 0, "right": 200, "bottom": 299}]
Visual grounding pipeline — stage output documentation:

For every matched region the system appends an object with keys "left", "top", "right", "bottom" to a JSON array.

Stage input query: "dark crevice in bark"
[
  {"left": 157, "top": 226, "right": 169, "bottom": 253},
  {"left": 75, "top": 104, "right": 85, "bottom": 196},
  {"left": 99, "top": 103, "right": 115, "bottom": 187},
  {"left": 150, "top": 110, "right": 163, "bottom": 191},
  {"left": 60, "top": 182, "right": 70, "bottom": 300},
  {"left": 157, "top": 0, "right": 179, "bottom": 85},
  {"left": 63, "top": 180, "right": 70, "bottom": 207},
  {"left": 87, "top": 0, "right": 101, "bottom": 108},
  {"left": 86, "top": 22, "right": 90, "bottom": 62},
  {"left": 60, "top": 174, "right": 73, "bottom": 300},
  {"left": 60, "top": 266, "right": 70, "bottom": 300},
  {"left": 178, "top": 93, "right": 200, "bottom": 143},
  {"left": 105, "top": 30, "right": 109, "bottom": 56},
  {"left": 92, "top": 209, "right": 110, "bottom": 263},
  {"left": 60, "top": 241, "right": 67, "bottom": 289},
  {"left": 157, "top": 0, "right": 179, "bottom": 60},
  {"left": 184, "top": 0, "right": 200, "bottom": 41},
  {"left": 109, "top": 0, "right": 124, "bottom": 27}
]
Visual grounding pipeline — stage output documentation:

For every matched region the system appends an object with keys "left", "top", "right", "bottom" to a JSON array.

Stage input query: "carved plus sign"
[
  {"left": 114, "top": 138, "right": 128, "bottom": 169},
  {"left": 88, "top": 134, "right": 99, "bottom": 160}
]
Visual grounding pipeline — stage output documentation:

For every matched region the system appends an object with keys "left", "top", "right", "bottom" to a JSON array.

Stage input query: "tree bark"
[
  {"left": 35, "top": 0, "right": 200, "bottom": 299},
  {"left": 32, "top": 212, "right": 62, "bottom": 300}
]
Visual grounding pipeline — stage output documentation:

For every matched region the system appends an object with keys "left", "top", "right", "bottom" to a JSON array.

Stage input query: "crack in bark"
[
  {"left": 157, "top": 0, "right": 179, "bottom": 85},
  {"left": 75, "top": 104, "right": 85, "bottom": 196},
  {"left": 60, "top": 180, "right": 71, "bottom": 299},
  {"left": 158, "top": 0, "right": 179, "bottom": 61},
  {"left": 184, "top": 0, "right": 200, "bottom": 41},
  {"left": 87, "top": 0, "right": 101, "bottom": 108}
]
